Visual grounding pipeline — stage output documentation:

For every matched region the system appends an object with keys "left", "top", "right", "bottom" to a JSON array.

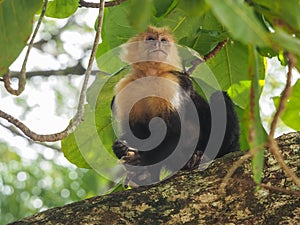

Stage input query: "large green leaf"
[
  {"left": 197, "top": 41, "right": 250, "bottom": 90},
  {"left": 45, "top": 0, "right": 78, "bottom": 19},
  {"left": 61, "top": 69, "right": 127, "bottom": 171},
  {"left": 206, "top": 0, "right": 270, "bottom": 47},
  {"left": 271, "top": 29, "right": 300, "bottom": 57},
  {"left": 253, "top": 0, "right": 300, "bottom": 33},
  {"left": 274, "top": 80, "right": 300, "bottom": 131},
  {"left": 97, "top": 0, "right": 138, "bottom": 59},
  {"left": 128, "top": 0, "right": 154, "bottom": 31},
  {"left": 0, "top": 0, "right": 42, "bottom": 75},
  {"left": 61, "top": 122, "right": 91, "bottom": 169}
]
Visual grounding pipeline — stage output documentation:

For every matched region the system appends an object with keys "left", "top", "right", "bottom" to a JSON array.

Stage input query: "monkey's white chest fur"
[{"left": 113, "top": 76, "right": 184, "bottom": 123}]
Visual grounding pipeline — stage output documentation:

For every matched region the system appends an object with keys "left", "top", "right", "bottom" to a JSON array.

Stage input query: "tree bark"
[{"left": 9, "top": 132, "right": 300, "bottom": 225}]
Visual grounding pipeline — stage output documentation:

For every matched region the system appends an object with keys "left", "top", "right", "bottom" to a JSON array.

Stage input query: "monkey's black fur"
[{"left": 112, "top": 71, "right": 240, "bottom": 185}]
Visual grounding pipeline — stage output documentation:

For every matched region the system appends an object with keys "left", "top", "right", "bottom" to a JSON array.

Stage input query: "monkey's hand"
[
  {"left": 182, "top": 150, "right": 203, "bottom": 170},
  {"left": 113, "top": 140, "right": 150, "bottom": 187},
  {"left": 113, "top": 140, "right": 142, "bottom": 166}
]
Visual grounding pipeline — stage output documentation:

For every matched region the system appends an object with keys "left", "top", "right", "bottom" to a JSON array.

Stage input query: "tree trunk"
[{"left": 9, "top": 132, "right": 300, "bottom": 225}]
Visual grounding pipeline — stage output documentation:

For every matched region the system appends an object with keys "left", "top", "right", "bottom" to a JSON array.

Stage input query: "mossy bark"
[{"left": 9, "top": 132, "right": 300, "bottom": 225}]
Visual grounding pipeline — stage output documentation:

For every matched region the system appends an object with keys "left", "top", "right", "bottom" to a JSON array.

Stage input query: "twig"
[
  {"left": 8, "top": 63, "right": 102, "bottom": 78},
  {"left": 3, "top": 0, "right": 48, "bottom": 96},
  {"left": 79, "top": 0, "right": 127, "bottom": 8},
  {"left": 203, "top": 38, "right": 229, "bottom": 61},
  {"left": 187, "top": 38, "right": 228, "bottom": 74},
  {"left": 0, "top": 0, "right": 106, "bottom": 142},
  {"left": 269, "top": 53, "right": 293, "bottom": 139},
  {"left": 268, "top": 52, "right": 300, "bottom": 188},
  {"left": 0, "top": 123, "right": 61, "bottom": 152},
  {"left": 260, "top": 183, "right": 300, "bottom": 197}
]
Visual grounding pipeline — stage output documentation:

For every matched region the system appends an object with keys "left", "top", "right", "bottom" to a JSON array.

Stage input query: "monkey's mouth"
[{"left": 149, "top": 49, "right": 168, "bottom": 56}]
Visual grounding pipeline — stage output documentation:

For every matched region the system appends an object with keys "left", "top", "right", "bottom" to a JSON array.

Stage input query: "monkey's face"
[
  {"left": 120, "top": 26, "right": 181, "bottom": 69},
  {"left": 142, "top": 33, "right": 171, "bottom": 61}
]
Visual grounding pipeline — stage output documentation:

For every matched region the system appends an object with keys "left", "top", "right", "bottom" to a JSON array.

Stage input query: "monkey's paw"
[
  {"left": 183, "top": 150, "right": 203, "bottom": 170},
  {"left": 113, "top": 140, "right": 142, "bottom": 166}
]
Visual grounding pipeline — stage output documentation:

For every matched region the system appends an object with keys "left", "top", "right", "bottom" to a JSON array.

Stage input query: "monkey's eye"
[
  {"left": 146, "top": 36, "right": 155, "bottom": 41},
  {"left": 160, "top": 38, "right": 169, "bottom": 44}
]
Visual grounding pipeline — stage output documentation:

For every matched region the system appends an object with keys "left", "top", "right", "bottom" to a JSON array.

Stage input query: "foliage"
[
  {"left": 0, "top": 0, "right": 300, "bottom": 215},
  {"left": 0, "top": 142, "right": 110, "bottom": 225},
  {"left": 0, "top": 0, "right": 42, "bottom": 75},
  {"left": 64, "top": 0, "right": 300, "bottom": 183}
]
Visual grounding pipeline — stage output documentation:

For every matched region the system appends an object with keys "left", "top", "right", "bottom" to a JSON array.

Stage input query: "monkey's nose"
[{"left": 155, "top": 41, "right": 162, "bottom": 48}]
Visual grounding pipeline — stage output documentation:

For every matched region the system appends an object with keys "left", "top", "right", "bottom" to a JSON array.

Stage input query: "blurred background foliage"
[{"left": 0, "top": 0, "right": 299, "bottom": 224}]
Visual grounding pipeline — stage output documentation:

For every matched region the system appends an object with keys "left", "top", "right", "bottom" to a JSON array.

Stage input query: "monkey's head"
[{"left": 121, "top": 26, "right": 181, "bottom": 70}]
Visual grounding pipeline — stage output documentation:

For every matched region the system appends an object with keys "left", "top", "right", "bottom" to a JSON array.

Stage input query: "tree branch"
[
  {"left": 9, "top": 63, "right": 86, "bottom": 78},
  {"left": 0, "top": 0, "right": 106, "bottom": 142},
  {"left": 203, "top": 38, "right": 229, "bottom": 61},
  {"left": 8, "top": 132, "right": 300, "bottom": 224},
  {"left": 187, "top": 38, "right": 229, "bottom": 74},
  {"left": 268, "top": 52, "right": 300, "bottom": 188},
  {"left": 3, "top": 0, "right": 48, "bottom": 96},
  {"left": 0, "top": 123, "right": 61, "bottom": 152},
  {"left": 79, "top": 0, "right": 127, "bottom": 8}
]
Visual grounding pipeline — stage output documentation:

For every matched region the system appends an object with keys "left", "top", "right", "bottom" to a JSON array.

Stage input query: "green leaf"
[
  {"left": 61, "top": 126, "right": 91, "bottom": 169},
  {"left": 45, "top": 0, "right": 78, "bottom": 18},
  {"left": 227, "top": 81, "right": 252, "bottom": 109},
  {"left": 61, "top": 69, "right": 127, "bottom": 172},
  {"left": 248, "top": 46, "right": 268, "bottom": 185},
  {"left": 93, "top": 70, "right": 128, "bottom": 151},
  {"left": 206, "top": 0, "right": 270, "bottom": 46},
  {"left": 235, "top": 106, "right": 250, "bottom": 151},
  {"left": 0, "top": 0, "right": 42, "bottom": 75},
  {"left": 271, "top": 29, "right": 300, "bottom": 57},
  {"left": 273, "top": 80, "right": 300, "bottom": 131},
  {"left": 128, "top": 0, "right": 154, "bottom": 31},
  {"left": 97, "top": 0, "right": 137, "bottom": 58},
  {"left": 197, "top": 41, "right": 250, "bottom": 90},
  {"left": 253, "top": 0, "right": 300, "bottom": 33},
  {"left": 177, "top": 0, "right": 210, "bottom": 17},
  {"left": 153, "top": 0, "right": 177, "bottom": 17}
]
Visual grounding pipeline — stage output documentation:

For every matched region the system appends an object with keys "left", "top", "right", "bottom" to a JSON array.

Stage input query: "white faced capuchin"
[{"left": 111, "top": 26, "right": 240, "bottom": 186}]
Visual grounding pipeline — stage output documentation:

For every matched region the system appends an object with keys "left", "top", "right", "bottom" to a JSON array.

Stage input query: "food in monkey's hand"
[{"left": 111, "top": 26, "right": 240, "bottom": 186}]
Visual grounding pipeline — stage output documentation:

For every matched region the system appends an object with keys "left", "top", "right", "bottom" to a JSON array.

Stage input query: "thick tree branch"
[
  {"left": 0, "top": 0, "right": 105, "bottom": 142},
  {"left": 79, "top": 0, "right": 127, "bottom": 8},
  {"left": 8, "top": 132, "right": 300, "bottom": 224},
  {"left": 3, "top": 0, "right": 48, "bottom": 96}
]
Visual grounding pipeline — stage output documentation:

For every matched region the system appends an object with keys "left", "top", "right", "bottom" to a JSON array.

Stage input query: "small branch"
[
  {"left": 269, "top": 53, "right": 293, "bottom": 139},
  {"left": 0, "top": 123, "right": 61, "bottom": 152},
  {"left": 75, "top": 0, "right": 105, "bottom": 123},
  {"left": 268, "top": 52, "right": 300, "bottom": 188},
  {"left": 219, "top": 142, "right": 267, "bottom": 195},
  {"left": 260, "top": 183, "right": 300, "bottom": 197},
  {"left": 203, "top": 38, "right": 229, "bottom": 61},
  {"left": 0, "top": 109, "right": 71, "bottom": 142},
  {"left": 219, "top": 152, "right": 252, "bottom": 195},
  {"left": 79, "top": 0, "right": 127, "bottom": 8},
  {"left": 9, "top": 63, "right": 87, "bottom": 78},
  {"left": 0, "top": 0, "right": 106, "bottom": 142},
  {"left": 187, "top": 38, "right": 228, "bottom": 74},
  {"left": 3, "top": 0, "right": 48, "bottom": 96}
]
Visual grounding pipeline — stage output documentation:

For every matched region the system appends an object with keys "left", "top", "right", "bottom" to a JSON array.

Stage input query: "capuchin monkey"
[{"left": 111, "top": 26, "right": 240, "bottom": 186}]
